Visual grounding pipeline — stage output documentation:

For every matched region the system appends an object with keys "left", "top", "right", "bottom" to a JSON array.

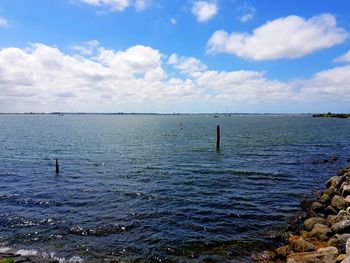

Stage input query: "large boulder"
[
  {"left": 290, "top": 237, "right": 316, "bottom": 252},
  {"left": 327, "top": 176, "right": 346, "bottom": 190},
  {"left": 332, "top": 220, "right": 350, "bottom": 234},
  {"left": 332, "top": 196, "right": 348, "bottom": 211},
  {"left": 251, "top": 250, "right": 276, "bottom": 262},
  {"left": 324, "top": 186, "right": 337, "bottom": 197},
  {"left": 343, "top": 184, "right": 350, "bottom": 197},
  {"left": 346, "top": 238, "right": 350, "bottom": 255},
  {"left": 328, "top": 234, "right": 350, "bottom": 254},
  {"left": 311, "top": 201, "right": 324, "bottom": 213},
  {"left": 304, "top": 217, "right": 328, "bottom": 231},
  {"left": 276, "top": 245, "right": 293, "bottom": 258},
  {"left": 287, "top": 246, "right": 338, "bottom": 263},
  {"left": 319, "top": 194, "right": 331, "bottom": 205},
  {"left": 328, "top": 211, "right": 350, "bottom": 225},
  {"left": 326, "top": 205, "right": 339, "bottom": 215},
  {"left": 310, "top": 223, "right": 333, "bottom": 241}
]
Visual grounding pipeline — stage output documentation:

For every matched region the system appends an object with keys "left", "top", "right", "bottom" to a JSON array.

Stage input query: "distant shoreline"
[
  {"left": 0, "top": 112, "right": 316, "bottom": 116},
  {"left": 312, "top": 113, "right": 350, "bottom": 119}
]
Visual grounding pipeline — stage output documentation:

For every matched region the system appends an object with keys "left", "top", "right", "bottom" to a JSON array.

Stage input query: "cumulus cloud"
[
  {"left": 168, "top": 53, "right": 207, "bottom": 76},
  {"left": 334, "top": 50, "right": 350, "bottom": 63},
  {"left": 0, "top": 17, "right": 9, "bottom": 28},
  {"left": 192, "top": 1, "right": 218, "bottom": 23},
  {"left": 207, "top": 14, "right": 348, "bottom": 60},
  {"left": 76, "top": 0, "right": 150, "bottom": 11},
  {"left": 1, "top": 43, "right": 350, "bottom": 112},
  {"left": 297, "top": 65, "right": 350, "bottom": 100},
  {"left": 0, "top": 43, "right": 199, "bottom": 112}
]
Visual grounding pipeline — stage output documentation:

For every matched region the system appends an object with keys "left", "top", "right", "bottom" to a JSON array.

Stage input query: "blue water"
[{"left": 0, "top": 114, "right": 349, "bottom": 262}]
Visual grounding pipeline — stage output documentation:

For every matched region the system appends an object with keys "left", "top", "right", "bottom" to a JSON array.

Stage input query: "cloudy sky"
[{"left": 1, "top": 0, "right": 350, "bottom": 113}]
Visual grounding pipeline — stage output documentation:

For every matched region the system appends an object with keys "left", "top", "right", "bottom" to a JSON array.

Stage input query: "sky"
[{"left": 1, "top": 0, "right": 350, "bottom": 113}]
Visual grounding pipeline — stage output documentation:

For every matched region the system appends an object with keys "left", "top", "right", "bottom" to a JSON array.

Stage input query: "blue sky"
[{"left": 0, "top": 0, "right": 350, "bottom": 113}]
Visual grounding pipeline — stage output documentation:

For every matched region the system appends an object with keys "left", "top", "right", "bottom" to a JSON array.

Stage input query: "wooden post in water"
[
  {"left": 55, "top": 158, "right": 60, "bottom": 174},
  {"left": 216, "top": 125, "right": 220, "bottom": 150}
]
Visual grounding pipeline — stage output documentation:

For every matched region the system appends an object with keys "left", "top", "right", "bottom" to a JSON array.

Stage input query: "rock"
[
  {"left": 327, "top": 176, "right": 346, "bottom": 190},
  {"left": 332, "top": 220, "right": 350, "bottom": 234},
  {"left": 319, "top": 246, "right": 339, "bottom": 254},
  {"left": 332, "top": 196, "right": 348, "bottom": 210},
  {"left": 287, "top": 246, "right": 338, "bottom": 263},
  {"left": 332, "top": 234, "right": 350, "bottom": 254},
  {"left": 329, "top": 237, "right": 338, "bottom": 247},
  {"left": 343, "top": 184, "right": 350, "bottom": 197},
  {"left": 301, "top": 199, "right": 315, "bottom": 212},
  {"left": 325, "top": 186, "right": 340, "bottom": 198},
  {"left": 319, "top": 194, "right": 331, "bottom": 204},
  {"left": 338, "top": 169, "right": 348, "bottom": 176},
  {"left": 276, "top": 245, "right": 293, "bottom": 258},
  {"left": 336, "top": 254, "right": 347, "bottom": 262},
  {"left": 346, "top": 238, "right": 350, "bottom": 255},
  {"left": 251, "top": 250, "right": 276, "bottom": 262},
  {"left": 345, "top": 196, "right": 350, "bottom": 203},
  {"left": 326, "top": 206, "right": 339, "bottom": 215},
  {"left": 304, "top": 217, "right": 328, "bottom": 231},
  {"left": 290, "top": 237, "right": 316, "bottom": 252},
  {"left": 342, "top": 255, "right": 350, "bottom": 263},
  {"left": 329, "top": 211, "right": 350, "bottom": 225},
  {"left": 311, "top": 201, "right": 324, "bottom": 212},
  {"left": 310, "top": 223, "right": 333, "bottom": 241}
]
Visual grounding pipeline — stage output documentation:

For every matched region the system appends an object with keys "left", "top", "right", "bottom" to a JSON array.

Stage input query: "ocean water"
[{"left": 0, "top": 114, "right": 349, "bottom": 262}]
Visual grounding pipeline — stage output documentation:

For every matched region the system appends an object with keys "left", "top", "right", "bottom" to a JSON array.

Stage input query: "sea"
[{"left": 0, "top": 114, "right": 349, "bottom": 262}]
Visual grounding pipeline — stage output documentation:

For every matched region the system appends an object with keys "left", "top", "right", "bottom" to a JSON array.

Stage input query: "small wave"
[
  {"left": 69, "top": 223, "right": 136, "bottom": 237},
  {"left": 0, "top": 215, "right": 61, "bottom": 228},
  {"left": 189, "top": 168, "right": 286, "bottom": 178},
  {"left": 0, "top": 247, "right": 11, "bottom": 253},
  {"left": 16, "top": 249, "right": 38, "bottom": 256},
  {"left": 18, "top": 198, "right": 62, "bottom": 207},
  {"left": 124, "top": 191, "right": 174, "bottom": 201},
  {"left": 0, "top": 171, "right": 13, "bottom": 177},
  {"left": 1, "top": 246, "right": 83, "bottom": 263}
]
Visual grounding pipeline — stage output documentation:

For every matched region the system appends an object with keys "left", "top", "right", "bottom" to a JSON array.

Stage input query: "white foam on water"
[
  {"left": 0, "top": 247, "right": 11, "bottom": 253},
  {"left": 16, "top": 249, "right": 38, "bottom": 256},
  {"left": 68, "top": 256, "right": 83, "bottom": 262}
]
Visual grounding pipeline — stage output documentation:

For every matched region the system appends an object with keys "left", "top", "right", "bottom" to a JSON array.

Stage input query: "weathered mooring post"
[
  {"left": 55, "top": 158, "right": 60, "bottom": 174},
  {"left": 216, "top": 125, "right": 220, "bottom": 150}
]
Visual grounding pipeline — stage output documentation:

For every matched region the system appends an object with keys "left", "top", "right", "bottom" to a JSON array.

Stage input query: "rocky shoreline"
[{"left": 253, "top": 165, "right": 350, "bottom": 263}]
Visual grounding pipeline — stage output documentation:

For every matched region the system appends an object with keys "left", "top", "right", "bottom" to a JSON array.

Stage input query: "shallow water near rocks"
[{"left": 0, "top": 114, "right": 349, "bottom": 262}]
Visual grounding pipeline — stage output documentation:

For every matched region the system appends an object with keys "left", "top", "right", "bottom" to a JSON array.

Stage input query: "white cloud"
[
  {"left": 334, "top": 50, "right": 350, "bottom": 63},
  {"left": 237, "top": 3, "right": 256, "bottom": 23},
  {"left": 239, "top": 13, "right": 254, "bottom": 23},
  {"left": 71, "top": 40, "right": 100, "bottom": 56},
  {"left": 135, "top": 0, "right": 149, "bottom": 11},
  {"left": 0, "top": 43, "right": 199, "bottom": 112},
  {"left": 170, "top": 18, "right": 177, "bottom": 25},
  {"left": 76, "top": 0, "right": 150, "bottom": 11},
  {"left": 1, "top": 43, "right": 350, "bottom": 112},
  {"left": 207, "top": 14, "right": 348, "bottom": 60},
  {"left": 297, "top": 65, "right": 350, "bottom": 100},
  {"left": 0, "top": 17, "right": 9, "bottom": 28},
  {"left": 78, "top": 0, "right": 129, "bottom": 11},
  {"left": 191, "top": 1, "right": 218, "bottom": 23},
  {"left": 168, "top": 53, "right": 207, "bottom": 76}
]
